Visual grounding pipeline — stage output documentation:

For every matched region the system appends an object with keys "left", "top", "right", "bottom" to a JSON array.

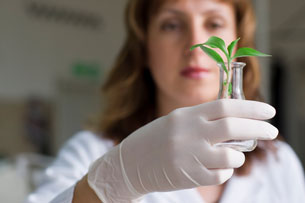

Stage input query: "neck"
[
  {"left": 156, "top": 93, "right": 185, "bottom": 117},
  {"left": 156, "top": 92, "right": 213, "bottom": 117}
]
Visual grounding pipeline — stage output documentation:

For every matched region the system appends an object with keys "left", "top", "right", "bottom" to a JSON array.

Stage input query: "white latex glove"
[{"left": 88, "top": 99, "right": 278, "bottom": 202}]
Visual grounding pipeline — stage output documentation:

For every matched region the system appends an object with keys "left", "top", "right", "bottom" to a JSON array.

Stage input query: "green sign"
[{"left": 71, "top": 62, "right": 102, "bottom": 80}]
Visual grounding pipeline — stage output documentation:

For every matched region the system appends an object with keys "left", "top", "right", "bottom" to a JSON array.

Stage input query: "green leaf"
[
  {"left": 190, "top": 43, "right": 203, "bottom": 51},
  {"left": 227, "top": 37, "right": 240, "bottom": 58},
  {"left": 232, "top": 47, "right": 271, "bottom": 59},
  {"left": 203, "top": 36, "right": 229, "bottom": 59},
  {"left": 200, "top": 45, "right": 228, "bottom": 74}
]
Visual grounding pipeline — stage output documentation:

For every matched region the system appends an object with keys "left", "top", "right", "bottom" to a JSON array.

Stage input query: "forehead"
[{"left": 151, "top": 0, "right": 234, "bottom": 15}]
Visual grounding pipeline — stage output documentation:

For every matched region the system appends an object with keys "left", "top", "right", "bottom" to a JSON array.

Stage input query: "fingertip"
[
  {"left": 207, "top": 168, "right": 234, "bottom": 185},
  {"left": 260, "top": 103, "right": 276, "bottom": 119},
  {"left": 267, "top": 125, "right": 279, "bottom": 140},
  {"left": 226, "top": 148, "right": 245, "bottom": 168},
  {"left": 218, "top": 169, "right": 234, "bottom": 184},
  {"left": 236, "top": 151, "right": 246, "bottom": 168}
]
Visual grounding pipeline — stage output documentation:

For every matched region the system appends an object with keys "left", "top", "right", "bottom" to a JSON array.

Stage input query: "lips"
[{"left": 180, "top": 66, "right": 211, "bottom": 79}]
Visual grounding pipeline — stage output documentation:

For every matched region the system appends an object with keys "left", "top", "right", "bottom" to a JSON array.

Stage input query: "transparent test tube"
[{"left": 214, "top": 62, "right": 257, "bottom": 152}]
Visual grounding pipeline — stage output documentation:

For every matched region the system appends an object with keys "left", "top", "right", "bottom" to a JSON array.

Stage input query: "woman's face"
[{"left": 147, "top": 0, "right": 237, "bottom": 115}]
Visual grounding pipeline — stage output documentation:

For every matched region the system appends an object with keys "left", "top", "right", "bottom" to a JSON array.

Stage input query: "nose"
[{"left": 184, "top": 22, "right": 208, "bottom": 57}]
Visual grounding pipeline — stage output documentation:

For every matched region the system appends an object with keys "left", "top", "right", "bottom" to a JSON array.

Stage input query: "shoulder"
[
  {"left": 51, "top": 131, "right": 115, "bottom": 175},
  {"left": 271, "top": 141, "right": 305, "bottom": 181},
  {"left": 246, "top": 140, "right": 305, "bottom": 188},
  {"left": 260, "top": 140, "right": 305, "bottom": 200},
  {"left": 224, "top": 141, "right": 305, "bottom": 202},
  {"left": 260, "top": 140, "right": 304, "bottom": 176},
  {"left": 269, "top": 140, "right": 303, "bottom": 171},
  {"left": 57, "top": 130, "right": 115, "bottom": 164},
  {"left": 44, "top": 131, "right": 115, "bottom": 184},
  {"left": 63, "top": 130, "right": 114, "bottom": 154},
  {"left": 26, "top": 132, "right": 115, "bottom": 203}
]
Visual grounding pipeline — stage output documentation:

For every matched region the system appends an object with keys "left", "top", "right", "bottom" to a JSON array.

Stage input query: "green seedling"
[{"left": 190, "top": 36, "right": 271, "bottom": 97}]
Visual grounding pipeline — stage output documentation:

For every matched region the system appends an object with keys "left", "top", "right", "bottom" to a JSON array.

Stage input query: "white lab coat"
[{"left": 25, "top": 131, "right": 305, "bottom": 203}]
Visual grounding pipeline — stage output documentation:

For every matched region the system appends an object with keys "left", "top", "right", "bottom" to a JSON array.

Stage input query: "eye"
[
  {"left": 161, "top": 20, "right": 183, "bottom": 32},
  {"left": 207, "top": 22, "right": 222, "bottom": 29},
  {"left": 205, "top": 19, "right": 225, "bottom": 31}
]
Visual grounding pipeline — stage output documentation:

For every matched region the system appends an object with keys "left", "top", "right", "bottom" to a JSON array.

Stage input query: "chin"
[
  {"left": 181, "top": 94, "right": 217, "bottom": 107},
  {"left": 187, "top": 87, "right": 218, "bottom": 102}
]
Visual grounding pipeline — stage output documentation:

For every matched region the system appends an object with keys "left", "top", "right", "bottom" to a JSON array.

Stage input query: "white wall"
[
  {"left": 0, "top": 0, "right": 126, "bottom": 99},
  {"left": 0, "top": 0, "right": 127, "bottom": 154},
  {"left": 253, "top": 0, "right": 271, "bottom": 102}
]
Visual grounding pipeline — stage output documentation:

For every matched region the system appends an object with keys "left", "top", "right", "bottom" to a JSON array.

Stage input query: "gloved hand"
[{"left": 88, "top": 99, "right": 278, "bottom": 202}]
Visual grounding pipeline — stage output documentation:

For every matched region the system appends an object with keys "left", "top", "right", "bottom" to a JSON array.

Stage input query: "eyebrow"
[{"left": 160, "top": 8, "right": 224, "bottom": 17}]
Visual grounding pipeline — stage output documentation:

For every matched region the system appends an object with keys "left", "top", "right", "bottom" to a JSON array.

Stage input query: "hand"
[{"left": 87, "top": 99, "right": 278, "bottom": 202}]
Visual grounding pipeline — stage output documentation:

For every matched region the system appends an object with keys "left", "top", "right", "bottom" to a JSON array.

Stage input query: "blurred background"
[{"left": 0, "top": 0, "right": 304, "bottom": 202}]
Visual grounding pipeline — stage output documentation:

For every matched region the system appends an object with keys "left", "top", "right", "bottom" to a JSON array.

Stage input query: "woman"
[{"left": 26, "top": 0, "right": 305, "bottom": 202}]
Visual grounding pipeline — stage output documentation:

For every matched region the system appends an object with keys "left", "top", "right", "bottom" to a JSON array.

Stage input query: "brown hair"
[{"left": 95, "top": 0, "right": 276, "bottom": 176}]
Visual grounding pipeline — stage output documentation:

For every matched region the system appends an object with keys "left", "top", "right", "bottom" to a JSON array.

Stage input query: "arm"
[{"left": 85, "top": 100, "right": 278, "bottom": 202}]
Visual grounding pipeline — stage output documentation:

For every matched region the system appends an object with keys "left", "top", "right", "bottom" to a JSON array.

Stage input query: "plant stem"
[{"left": 224, "top": 62, "right": 232, "bottom": 98}]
